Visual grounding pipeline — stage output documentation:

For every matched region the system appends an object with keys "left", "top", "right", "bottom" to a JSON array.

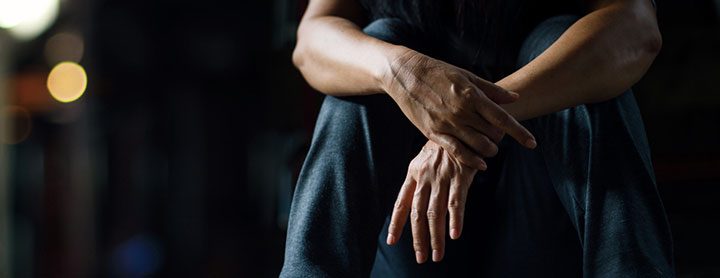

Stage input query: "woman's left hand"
[{"left": 386, "top": 140, "right": 478, "bottom": 263}]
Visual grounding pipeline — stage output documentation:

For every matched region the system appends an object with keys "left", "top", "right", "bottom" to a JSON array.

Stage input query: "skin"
[{"left": 294, "top": 0, "right": 661, "bottom": 265}]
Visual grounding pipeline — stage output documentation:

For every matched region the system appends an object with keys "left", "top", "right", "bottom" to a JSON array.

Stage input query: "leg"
[
  {"left": 516, "top": 15, "right": 674, "bottom": 277},
  {"left": 280, "top": 19, "right": 428, "bottom": 277}
]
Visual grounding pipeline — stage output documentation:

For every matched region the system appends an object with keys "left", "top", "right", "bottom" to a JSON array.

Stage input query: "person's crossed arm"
[
  {"left": 293, "top": 0, "right": 538, "bottom": 170},
  {"left": 293, "top": 0, "right": 660, "bottom": 265},
  {"left": 386, "top": 0, "right": 661, "bottom": 264}
]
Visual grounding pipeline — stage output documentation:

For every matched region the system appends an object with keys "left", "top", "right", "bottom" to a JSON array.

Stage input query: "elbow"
[
  {"left": 292, "top": 37, "right": 328, "bottom": 93},
  {"left": 292, "top": 42, "right": 306, "bottom": 71},
  {"left": 633, "top": 2, "right": 663, "bottom": 59},
  {"left": 292, "top": 20, "right": 310, "bottom": 71},
  {"left": 589, "top": 29, "right": 662, "bottom": 104},
  {"left": 642, "top": 26, "right": 662, "bottom": 58}
]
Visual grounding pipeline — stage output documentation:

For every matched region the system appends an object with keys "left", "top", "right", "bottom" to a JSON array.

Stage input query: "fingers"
[
  {"left": 455, "top": 121, "right": 502, "bottom": 157},
  {"left": 393, "top": 142, "right": 476, "bottom": 264},
  {"left": 428, "top": 133, "right": 487, "bottom": 170},
  {"left": 411, "top": 180, "right": 431, "bottom": 264},
  {"left": 387, "top": 173, "right": 417, "bottom": 245},
  {"left": 453, "top": 126, "right": 499, "bottom": 158},
  {"left": 427, "top": 166, "right": 450, "bottom": 262},
  {"left": 468, "top": 76, "right": 519, "bottom": 104},
  {"left": 473, "top": 97, "right": 537, "bottom": 149},
  {"left": 464, "top": 76, "right": 536, "bottom": 148},
  {"left": 466, "top": 117, "right": 505, "bottom": 144},
  {"left": 448, "top": 173, "right": 472, "bottom": 240}
]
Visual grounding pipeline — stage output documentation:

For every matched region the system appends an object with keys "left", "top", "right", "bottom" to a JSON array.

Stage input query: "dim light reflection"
[
  {"left": 45, "top": 32, "right": 85, "bottom": 64},
  {"left": 47, "top": 62, "right": 88, "bottom": 103},
  {"left": 1, "top": 105, "right": 32, "bottom": 144}
]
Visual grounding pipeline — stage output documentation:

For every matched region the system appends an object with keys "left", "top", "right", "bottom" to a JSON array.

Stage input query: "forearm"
[
  {"left": 293, "top": 16, "right": 409, "bottom": 96},
  {"left": 497, "top": 0, "right": 661, "bottom": 121}
]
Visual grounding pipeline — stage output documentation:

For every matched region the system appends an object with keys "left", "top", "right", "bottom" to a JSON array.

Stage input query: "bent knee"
[
  {"left": 517, "top": 15, "right": 580, "bottom": 67},
  {"left": 363, "top": 18, "right": 423, "bottom": 49}
]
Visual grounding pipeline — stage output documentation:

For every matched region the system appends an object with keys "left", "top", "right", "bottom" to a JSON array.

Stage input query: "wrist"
[
  {"left": 376, "top": 45, "right": 415, "bottom": 97},
  {"left": 496, "top": 75, "right": 535, "bottom": 121},
  {"left": 495, "top": 74, "right": 524, "bottom": 94}
]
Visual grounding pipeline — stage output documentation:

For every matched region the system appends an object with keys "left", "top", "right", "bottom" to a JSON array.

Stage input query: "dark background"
[{"left": 0, "top": 0, "right": 718, "bottom": 277}]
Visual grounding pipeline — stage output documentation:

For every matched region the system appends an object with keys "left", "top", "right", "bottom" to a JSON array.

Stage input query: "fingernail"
[
  {"left": 450, "top": 228, "right": 460, "bottom": 239},
  {"left": 526, "top": 139, "right": 537, "bottom": 149},
  {"left": 416, "top": 251, "right": 426, "bottom": 264},
  {"left": 509, "top": 91, "right": 520, "bottom": 98},
  {"left": 386, "top": 234, "right": 395, "bottom": 245},
  {"left": 432, "top": 250, "right": 442, "bottom": 262}
]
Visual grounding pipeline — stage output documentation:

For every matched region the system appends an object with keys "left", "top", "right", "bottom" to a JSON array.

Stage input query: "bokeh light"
[
  {"left": 47, "top": 62, "right": 88, "bottom": 103},
  {"left": 45, "top": 32, "right": 85, "bottom": 64},
  {"left": 0, "top": 0, "right": 59, "bottom": 40},
  {"left": 111, "top": 235, "right": 163, "bottom": 276},
  {"left": 1, "top": 105, "right": 32, "bottom": 144}
]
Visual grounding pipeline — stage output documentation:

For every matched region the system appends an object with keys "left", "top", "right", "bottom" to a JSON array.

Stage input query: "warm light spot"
[
  {"left": 0, "top": 0, "right": 59, "bottom": 40},
  {"left": 47, "top": 62, "right": 88, "bottom": 103}
]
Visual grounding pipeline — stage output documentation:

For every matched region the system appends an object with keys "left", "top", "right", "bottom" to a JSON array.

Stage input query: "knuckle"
[
  {"left": 413, "top": 241, "right": 424, "bottom": 250},
  {"left": 409, "top": 158, "right": 423, "bottom": 171},
  {"left": 448, "top": 198, "right": 463, "bottom": 209},
  {"left": 411, "top": 209, "right": 422, "bottom": 222},
  {"left": 426, "top": 209, "right": 438, "bottom": 220},
  {"left": 449, "top": 105, "right": 463, "bottom": 117},
  {"left": 431, "top": 238, "right": 443, "bottom": 247},
  {"left": 446, "top": 143, "right": 460, "bottom": 156},
  {"left": 420, "top": 162, "right": 432, "bottom": 173},
  {"left": 460, "top": 87, "right": 475, "bottom": 99},
  {"left": 413, "top": 188, "right": 425, "bottom": 199},
  {"left": 496, "top": 113, "right": 512, "bottom": 126},
  {"left": 449, "top": 82, "right": 458, "bottom": 93},
  {"left": 394, "top": 201, "right": 406, "bottom": 211}
]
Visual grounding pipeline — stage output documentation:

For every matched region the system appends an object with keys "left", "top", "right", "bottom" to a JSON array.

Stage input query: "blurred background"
[{"left": 0, "top": 0, "right": 717, "bottom": 277}]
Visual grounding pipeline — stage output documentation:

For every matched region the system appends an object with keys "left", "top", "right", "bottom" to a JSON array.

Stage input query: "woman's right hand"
[{"left": 382, "top": 49, "right": 537, "bottom": 168}]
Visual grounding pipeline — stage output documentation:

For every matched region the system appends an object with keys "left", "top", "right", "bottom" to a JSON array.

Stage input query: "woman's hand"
[
  {"left": 386, "top": 140, "right": 478, "bottom": 263},
  {"left": 382, "top": 50, "right": 536, "bottom": 169}
]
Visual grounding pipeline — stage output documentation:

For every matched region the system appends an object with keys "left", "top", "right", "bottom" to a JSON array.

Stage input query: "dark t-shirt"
[{"left": 357, "top": 0, "right": 587, "bottom": 80}]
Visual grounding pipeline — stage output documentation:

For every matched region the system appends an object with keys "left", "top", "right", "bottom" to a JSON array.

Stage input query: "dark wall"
[{"left": 634, "top": 1, "right": 720, "bottom": 276}]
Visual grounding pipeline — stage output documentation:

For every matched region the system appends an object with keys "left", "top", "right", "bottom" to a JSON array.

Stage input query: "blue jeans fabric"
[{"left": 281, "top": 15, "right": 674, "bottom": 277}]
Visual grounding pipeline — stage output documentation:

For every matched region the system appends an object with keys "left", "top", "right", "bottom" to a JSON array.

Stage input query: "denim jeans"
[{"left": 281, "top": 15, "right": 674, "bottom": 278}]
